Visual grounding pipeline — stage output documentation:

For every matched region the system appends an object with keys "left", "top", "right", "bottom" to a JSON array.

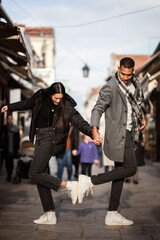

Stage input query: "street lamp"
[{"left": 82, "top": 64, "right": 90, "bottom": 77}]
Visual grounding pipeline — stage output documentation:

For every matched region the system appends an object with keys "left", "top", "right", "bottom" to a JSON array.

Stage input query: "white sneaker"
[
  {"left": 34, "top": 211, "right": 57, "bottom": 225},
  {"left": 78, "top": 174, "right": 94, "bottom": 204},
  {"left": 105, "top": 211, "right": 134, "bottom": 225},
  {"left": 66, "top": 181, "right": 78, "bottom": 204}
]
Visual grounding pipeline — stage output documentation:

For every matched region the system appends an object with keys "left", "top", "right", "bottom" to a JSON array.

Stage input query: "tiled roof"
[{"left": 26, "top": 27, "right": 53, "bottom": 37}]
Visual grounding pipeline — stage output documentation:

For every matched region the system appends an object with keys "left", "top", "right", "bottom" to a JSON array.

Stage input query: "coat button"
[
  {"left": 125, "top": 110, "right": 127, "bottom": 113},
  {"left": 122, "top": 136, "right": 124, "bottom": 139},
  {"left": 53, "top": 141, "right": 55, "bottom": 143},
  {"left": 123, "top": 123, "right": 126, "bottom": 126},
  {"left": 53, "top": 128, "right": 55, "bottom": 130}
]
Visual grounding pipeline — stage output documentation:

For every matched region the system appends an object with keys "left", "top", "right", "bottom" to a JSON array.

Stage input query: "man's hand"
[
  {"left": 92, "top": 126, "right": 103, "bottom": 145},
  {"left": 139, "top": 115, "right": 146, "bottom": 131},
  {"left": 1, "top": 106, "right": 8, "bottom": 113}
]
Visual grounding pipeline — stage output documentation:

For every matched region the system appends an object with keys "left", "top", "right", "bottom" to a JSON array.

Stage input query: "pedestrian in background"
[
  {"left": 1, "top": 82, "right": 100, "bottom": 225},
  {"left": 103, "top": 155, "right": 114, "bottom": 173},
  {"left": 0, "top": 113, "right": 20, "bottom": 182},
  {"left": 97, "top": 144, "right": 103, "bottom": 168},
  {"left": 77, "top": 57, "right": 146, "bottom": 226},
  {"left": 73, "top": 135, "right": 99, "bottom": 177},
  {"left": 57, "top": 125, "right": 72, "bottom": 180},
  {"left": 70, "top": 126, "right": 80, "bottom": 179}
]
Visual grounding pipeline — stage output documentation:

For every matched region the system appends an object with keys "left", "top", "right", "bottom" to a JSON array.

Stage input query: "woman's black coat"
[{"left": 8, "top": 88, "right": 92, "bottom": 157}]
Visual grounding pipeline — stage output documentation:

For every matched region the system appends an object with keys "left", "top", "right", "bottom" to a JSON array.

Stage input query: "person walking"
[
  {"left": 1, "top": 82, "right": 99, "bottom": 225},
  {"left": 0, "top": 113, "right": 20, "bottom": 182},
  {"left": 73, "top": 135, "right": 99, "bottom": 177},
  {"left": 57, "top": 125, "right": 73, "bottom": 180},
  {"left": 103, "top": 155, "right": 114, "bottom": 173},
  {"left": 70, "top": 126, "right": 80, "bottom": 179},
  {"left": 77, "top": 57, "right": 146, "bottom": 225}
]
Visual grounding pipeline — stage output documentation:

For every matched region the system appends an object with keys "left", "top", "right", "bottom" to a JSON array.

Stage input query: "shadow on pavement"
[
  {"left": 151, "top": 206, "right": 160, "bottom": 222},
  {"left": 0, "top": 188, "right": 29, "bottom": 211}
]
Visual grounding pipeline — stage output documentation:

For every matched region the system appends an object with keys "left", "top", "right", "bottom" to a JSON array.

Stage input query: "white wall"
[{"left": 9, "top": 89, "right": 21, "bottom": 125}]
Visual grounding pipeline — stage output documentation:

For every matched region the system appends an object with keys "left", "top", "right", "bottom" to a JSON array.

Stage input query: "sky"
[{"left": 2, "top": 0, "right": 160, "bottom": 107}]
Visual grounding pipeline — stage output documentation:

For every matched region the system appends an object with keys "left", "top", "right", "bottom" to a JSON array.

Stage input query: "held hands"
[
  {"left": 92, "top": 126, "right": 103, "bottom": 145},
  {"left": 1, "top": 105, "right": 8, "bottom": 113},
  {"left": 92, "top": 132, "right": 103, "bottom": 145},
  {"left": 138, "top": 115, "right": 146, "bottom": 131}
]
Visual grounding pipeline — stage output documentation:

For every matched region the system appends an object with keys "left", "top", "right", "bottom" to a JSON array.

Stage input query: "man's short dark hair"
[{"left": 120, "top": 57, "right": 135, "bottom": 68}]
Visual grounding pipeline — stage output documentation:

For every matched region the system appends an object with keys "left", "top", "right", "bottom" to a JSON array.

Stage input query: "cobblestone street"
[{"left": 0, "top": 163, "right": 160, "bottom": 240}]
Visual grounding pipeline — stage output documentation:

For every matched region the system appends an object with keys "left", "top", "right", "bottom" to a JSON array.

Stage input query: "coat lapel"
[
  {"left": 117, "top": 85, "right": 127, "bottom": 108},
  {"left": 134, "top": 87, "right": 137, "bottom": 99},
  {"left": 114, "top": 73, "right": 127, "bottom": 108}
]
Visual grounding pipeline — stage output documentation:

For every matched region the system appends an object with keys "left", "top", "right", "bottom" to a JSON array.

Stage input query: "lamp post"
[{"left": 82, "top": 64, "right": 90, "bottom": 77}]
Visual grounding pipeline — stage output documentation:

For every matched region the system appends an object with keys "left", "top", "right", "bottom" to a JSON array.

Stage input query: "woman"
[{"left": 1, "top": 82, "right": 95, "bottom": 225}]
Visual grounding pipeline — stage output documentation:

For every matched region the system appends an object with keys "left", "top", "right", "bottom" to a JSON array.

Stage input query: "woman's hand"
[{"left": 1, "top": 106, "right": 8, "bottom": 113}]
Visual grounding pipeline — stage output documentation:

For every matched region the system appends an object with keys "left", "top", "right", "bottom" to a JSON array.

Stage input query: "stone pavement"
[{"left": 0, "top": 163, "right": 160, "bottom": 240}]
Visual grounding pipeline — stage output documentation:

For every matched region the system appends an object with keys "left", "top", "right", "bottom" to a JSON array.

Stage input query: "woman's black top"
[{"left": 36, "top": 96, "right": 56, "bottom": 128}]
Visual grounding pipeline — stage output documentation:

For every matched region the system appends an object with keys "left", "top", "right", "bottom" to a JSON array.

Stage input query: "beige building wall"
[
  {"left": 27, "top": 27, "right": 55, "bottom": 86},
  {"left": 29, "top": 37, "right": 54, "bottom": 68}
]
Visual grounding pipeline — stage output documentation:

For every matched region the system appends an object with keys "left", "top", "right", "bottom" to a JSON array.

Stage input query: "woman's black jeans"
[
  {"left": 91, "top": 130, "right": 137, "bottom": 211},
  {"left": 29, "top": 127, "right": 62, "bottom": 212}
]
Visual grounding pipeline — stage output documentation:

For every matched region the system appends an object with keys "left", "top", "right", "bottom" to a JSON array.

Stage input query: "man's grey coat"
[{"left": 90, "top": 75, "right": 141, "bottom": 163}]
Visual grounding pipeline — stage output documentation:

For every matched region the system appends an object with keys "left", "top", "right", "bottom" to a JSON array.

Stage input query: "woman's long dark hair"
[{"left": 48, "top": 82, "right": 68, "bottom": 133}]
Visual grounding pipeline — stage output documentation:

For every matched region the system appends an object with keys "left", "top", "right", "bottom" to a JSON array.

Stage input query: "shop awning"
[
  {"left": 0, "top": 4, "right": 34, "bottom": 86},
  {"left": 136, "top": 51, "right": 160, "bottom": 76}
]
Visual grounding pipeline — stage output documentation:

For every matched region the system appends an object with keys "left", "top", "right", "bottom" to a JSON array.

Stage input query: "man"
[
  {"left": 1, "top": 114, "right": 20, "bottom": 182},
  {"left": 78, "top": 57, "right": 146, "bottom": 225}
]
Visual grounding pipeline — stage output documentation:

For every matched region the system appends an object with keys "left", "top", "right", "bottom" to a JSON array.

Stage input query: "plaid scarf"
[{"left": 115, "top": 72, "right": 144, "bottom": 145}]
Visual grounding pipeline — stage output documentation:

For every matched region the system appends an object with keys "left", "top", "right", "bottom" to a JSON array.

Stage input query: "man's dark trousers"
[{"left": 91, "top": 130, "right": 137, "bottom": 211}]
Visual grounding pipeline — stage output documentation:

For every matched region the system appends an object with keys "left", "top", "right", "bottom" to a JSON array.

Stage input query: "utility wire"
[
  {"left": 56, "top": 40, "right": 107, "bottom": 76},
  {"left": 54, "top": 4, "right": 160, "bottom": 28},
  {"left": 12, "top": 0, "right": 160, "bottom": 29},
  {"left": 11, "top": 0, "right": 159, "bottom": 78},
  {"left": 12, "top": 0, "right": 43, "bottom": 26},
  {"left": 57, "top": 39, "right": 85, "bottom": 64},
  {"left": 11, "top": 1, "right": 84, "bottom": 70}
]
